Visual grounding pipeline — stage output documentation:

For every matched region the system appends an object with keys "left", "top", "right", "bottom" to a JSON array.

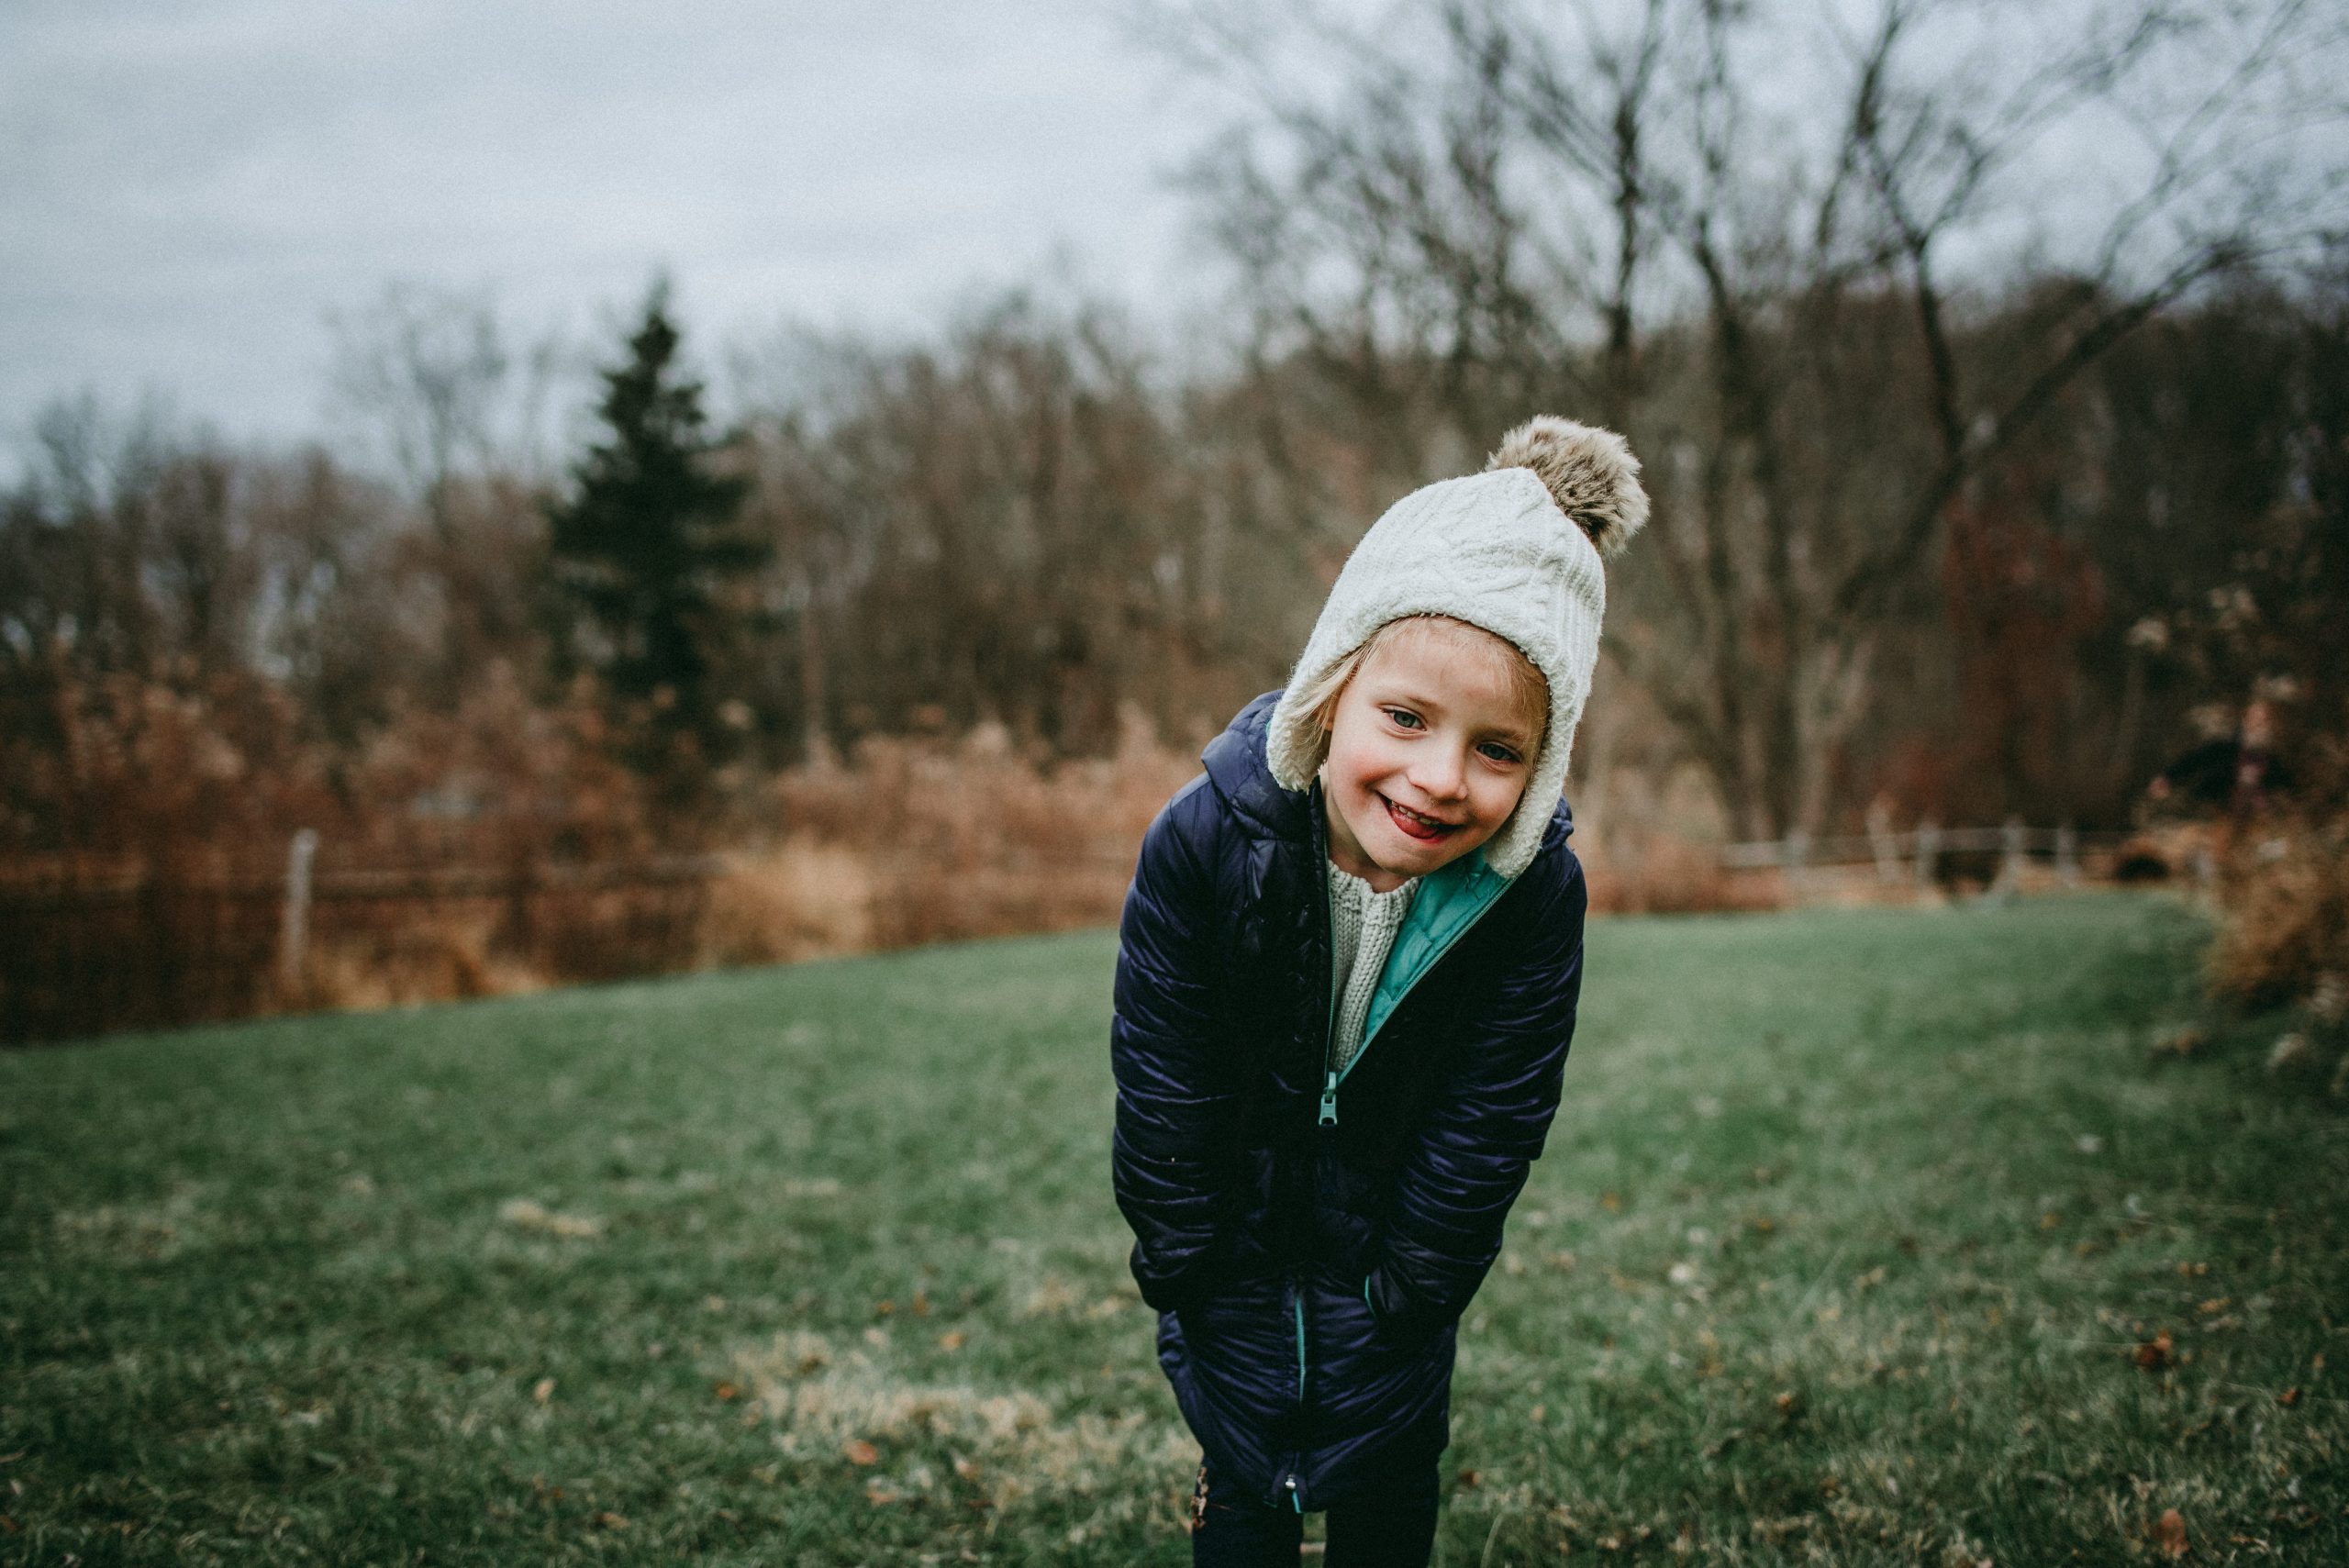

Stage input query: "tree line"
[{"left": 4, "top": 0, "right": 2343, "bottom": 868}]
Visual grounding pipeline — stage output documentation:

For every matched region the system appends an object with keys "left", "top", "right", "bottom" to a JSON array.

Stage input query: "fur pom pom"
[{"left": 1486, "top": 416, "right": 1649, "bottom": 557}]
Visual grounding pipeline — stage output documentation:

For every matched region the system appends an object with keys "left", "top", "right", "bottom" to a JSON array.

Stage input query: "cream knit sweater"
[{"left": 1326, "top": 861, "right": 1419, "bottom": 1075}]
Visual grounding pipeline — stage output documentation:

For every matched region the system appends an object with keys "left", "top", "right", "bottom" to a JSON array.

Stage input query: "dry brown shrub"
[
  {"left": 2208, "top": 814, "right": 2349, "bottom": 1010},
  {"left": 697, "top": 836, "right": 877, "bottom": 965},
  {"left": 303, "top": 907, "right": 549, "bottom": 1012},
  {"left": 341, "top": 661, "right": 663, "bottom": 866},
  {"left": 1584, "top": 828, "right": 1784, "bottom": 915},
  {"left": 5, "top": 667, "right": 342, "bottom": 859},
  {"left": 770, "top": 704, "right": 1197, "bottom": 948}
]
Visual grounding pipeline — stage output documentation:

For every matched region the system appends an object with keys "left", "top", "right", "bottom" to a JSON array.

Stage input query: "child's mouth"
[{"left": 1383, "top": 795, "right": 1459, "bottom": 842}]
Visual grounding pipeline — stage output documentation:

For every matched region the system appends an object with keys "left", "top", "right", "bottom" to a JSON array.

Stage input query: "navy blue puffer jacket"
[{"left": 1110, "top": 690, "right": 1587, "bottom": 1513}]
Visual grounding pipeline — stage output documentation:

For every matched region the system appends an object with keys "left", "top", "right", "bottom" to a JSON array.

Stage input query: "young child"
[{"left": 1111, "top": 417, "right": 1646, "bottom": 1567}]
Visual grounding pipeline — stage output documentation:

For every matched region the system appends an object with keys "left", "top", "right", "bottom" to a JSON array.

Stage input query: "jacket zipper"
[
  {"left": 1287, "top": 792, "right": 1341, "bottom": 1512},
  {"left": 1284, "top": 1267, "right": 1308, "bottom": 1511},
  {"left": 1316, "top": 801, "right": 1342, "bottom": 1127},
  {"left": 1319, "top": 871, "right": 1504, "bottom": 1127}
]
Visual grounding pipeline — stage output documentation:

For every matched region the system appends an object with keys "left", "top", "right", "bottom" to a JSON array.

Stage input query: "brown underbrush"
[
  {"left": 2207, "top": 811, "right": 2349, "bottom": 1014},
  {"left": 8, "top": 684, "right": 1802, "bottom": 1040},
  {"left": 1581, "top": 828, "right": 1783, "bottom": 915}
]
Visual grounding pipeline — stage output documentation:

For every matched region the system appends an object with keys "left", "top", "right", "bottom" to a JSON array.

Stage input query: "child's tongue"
[{"left": 1387, "top": 797, "right": 1450, "bottom": 841}]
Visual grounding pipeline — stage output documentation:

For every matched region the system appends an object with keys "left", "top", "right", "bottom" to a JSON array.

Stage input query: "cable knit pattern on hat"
[
  {"left": 1326, "top": 862, "right": 1419, "bottom": 1076},
  {"left": 1265, "top": 418, "right": 1647, "bottom": 879}
]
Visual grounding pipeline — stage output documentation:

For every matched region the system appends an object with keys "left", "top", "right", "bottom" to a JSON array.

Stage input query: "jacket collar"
[{"left": 1201, "top": 690, "right": 1314, "bottom": 841}]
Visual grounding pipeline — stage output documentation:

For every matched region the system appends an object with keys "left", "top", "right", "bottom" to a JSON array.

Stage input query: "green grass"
[{"left": 2, "top": 894, "right": 2343, "bottom": 1565}]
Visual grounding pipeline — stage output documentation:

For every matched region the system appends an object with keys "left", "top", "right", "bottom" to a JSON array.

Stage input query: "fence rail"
[
  {"left": 6, "top": 817, "right": 2172, "bottom": 1045},
  {"left": 1716, "top": 817, "right": 2175, "bottom": 895},
  {"left": 1, "top": 846, "right": 729, "bottom": 1046}
]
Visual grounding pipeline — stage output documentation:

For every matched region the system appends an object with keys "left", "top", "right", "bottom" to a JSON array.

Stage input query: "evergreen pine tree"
[{"left": 544, "top": 284, "right": 764, "bottom": 762}]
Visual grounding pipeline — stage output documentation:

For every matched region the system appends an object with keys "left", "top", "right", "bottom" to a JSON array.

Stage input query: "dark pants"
[{"left": 1188, "top": 1453, "right": 1442, "bottom": 1568}]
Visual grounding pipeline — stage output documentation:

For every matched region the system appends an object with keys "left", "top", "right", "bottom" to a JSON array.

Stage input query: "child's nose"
[{"left": 1411, "top": 747, "right": 1470, "bottom": 802}]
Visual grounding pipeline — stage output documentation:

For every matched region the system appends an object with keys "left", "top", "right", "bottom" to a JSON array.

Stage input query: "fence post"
[
  {"left": 1866, "top": 799, "right": 1900, "bottom": 886},
  {"left": 279, "top": 828, "right": 318, "bottom": 993},
  {"left": 2054, "top": 822, "right": 2079, "bottom": 888},
  {"left": 1991, "top": 816, "right": 2028, "bottom": 897},
  {"left": 1914, "top": 818, "right": 1941, "bottom": 898}
]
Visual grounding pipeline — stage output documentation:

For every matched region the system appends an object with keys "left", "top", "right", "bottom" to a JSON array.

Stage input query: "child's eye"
[
  {"left": 1477, "top": 741, "right": 1523, "bottom": 765},
  {"left": 1382, "top": 707, "right": 1424, "bottom": 730}
]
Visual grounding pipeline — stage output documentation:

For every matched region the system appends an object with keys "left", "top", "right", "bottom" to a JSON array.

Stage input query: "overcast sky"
[
  {"left": 1, "top": 0, "right": 1235, "bottom": 454},
  {"left": 8, "top": 0, "right": 2337, "bottom": 475}
]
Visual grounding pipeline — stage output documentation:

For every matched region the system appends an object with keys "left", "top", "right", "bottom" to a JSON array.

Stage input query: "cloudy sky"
[{"left": 1, "top": 0, "right": 1238, "bottom": 452}]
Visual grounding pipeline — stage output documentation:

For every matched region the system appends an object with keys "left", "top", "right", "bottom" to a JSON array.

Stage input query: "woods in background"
[{"left": 2, "top": 0, "right": 2342, "bottom": 1034}]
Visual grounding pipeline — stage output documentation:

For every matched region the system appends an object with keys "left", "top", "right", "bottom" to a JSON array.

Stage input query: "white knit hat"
[{"left": 1265, "top": 417, "right": 1649, "bottom": 879}]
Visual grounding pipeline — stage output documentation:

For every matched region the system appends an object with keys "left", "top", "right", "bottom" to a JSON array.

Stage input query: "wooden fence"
[
  {"left": 1717, "top": 818, "right": 2174, "bottom": 895},
  {"left": 6, "top": 815, "right": 2178, "bottom": 1045},
  {"left": 0, "top": 845, "right": 724, "bottom": 1046}
]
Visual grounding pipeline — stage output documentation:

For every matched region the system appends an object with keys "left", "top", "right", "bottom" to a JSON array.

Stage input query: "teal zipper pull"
[{"left": 1318, "top": 1071, "right": 1339, "bottom": 1127}]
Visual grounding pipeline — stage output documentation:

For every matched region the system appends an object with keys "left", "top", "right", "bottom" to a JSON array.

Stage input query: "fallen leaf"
[
  {"left": 590, "top": 1510, "right": 628, "bottom": 1529},
  {"left": 713, "top": 1382, "right": 740, "bottom": 1402},
  {"left": 1456, "top": 1469, "right": 1480, "bottom": 1489},
  {"left": 913, "top": 1290, "right": 930, "bottom": 1316},
  {"left": 1600, "top": 1191, "right": 1623, "bottom": 1212},
  {"left": 952, "top": 1456, "right": 980, "bottom": 1481},
  {"left": 2134, "top": 1332, "right": 2175, "bottom": 1370},
  {"left": 866, "top": 1485, "right": 899, "bottom": 1506},
  {"left": 1530, "top": 1404, "right": 1546, "bottom": 1422},
  {"left": 844, "top": 1439, "right": 880, "bottom": 1466},
  {"left": 2278, "top": 1387, "right": 2300, "bottom": 1407},
  {"left": 498, "top": 1198, "right": 604, "bottom": 1240},
  {"left": 876, "top": 1299, "right": 896, "bottom": 1317},
  {"left": 938, "top": 1330, "right": 966, "bottom": 1351},
  {"left": 2155, "top": 1507, "right": 2188, "bottom": 1558},
  {"left": 532, "top": 1377, "right": 555, "bottom": 1404}
]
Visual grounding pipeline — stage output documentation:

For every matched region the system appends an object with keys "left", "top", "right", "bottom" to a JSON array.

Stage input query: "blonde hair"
[{"left": 1296, "top": 614, "right": 1549, "bottom": 750}]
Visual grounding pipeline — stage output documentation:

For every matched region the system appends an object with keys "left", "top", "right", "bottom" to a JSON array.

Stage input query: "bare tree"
[
  {"left": 326, "top": 283, "right": 572, "bottom": 704},
  {"left": 1170, "top": 0, "right": 2347, "bottom": 836}
]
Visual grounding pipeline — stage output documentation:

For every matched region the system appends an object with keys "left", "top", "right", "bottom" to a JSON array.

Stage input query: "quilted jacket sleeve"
[
  {"left": 1110, "top": 778, "right": 1240, "bottom": 1313},
  {"left": 1365, "top": 846, "right": 1587, "bottom": 1336}
]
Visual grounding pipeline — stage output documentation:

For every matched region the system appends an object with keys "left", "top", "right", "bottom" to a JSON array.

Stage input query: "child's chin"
[{"left": 1380, "top": 827, "right": 1479, "bottom": 873}]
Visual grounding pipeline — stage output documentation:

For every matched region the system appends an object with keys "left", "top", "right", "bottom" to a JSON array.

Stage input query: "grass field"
[{"left": 3, "top": 893, "right": 2343, "bottom": 1565}]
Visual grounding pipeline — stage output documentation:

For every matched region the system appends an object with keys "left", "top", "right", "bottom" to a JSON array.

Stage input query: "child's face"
[{"left": 1319, "top": 617, "right": 1542, "bottom": 891}]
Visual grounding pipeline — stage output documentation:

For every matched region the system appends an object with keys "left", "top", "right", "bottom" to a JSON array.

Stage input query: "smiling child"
[{"left": 1110, "top": 417, "right": 1648, "bottom": 1566}]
